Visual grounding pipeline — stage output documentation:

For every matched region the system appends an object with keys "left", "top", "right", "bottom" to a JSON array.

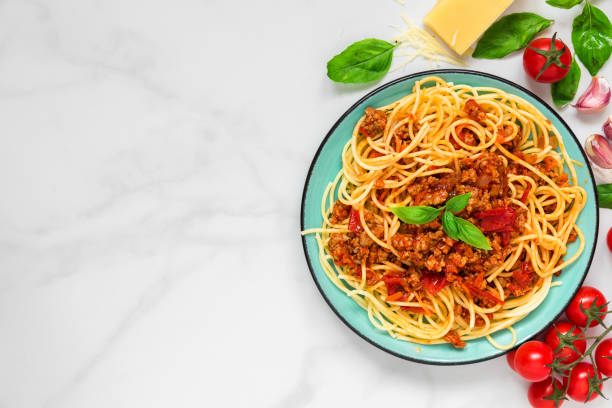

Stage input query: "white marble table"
[{"left": 0, "top": 0, "right": 611, "bottom": 407}]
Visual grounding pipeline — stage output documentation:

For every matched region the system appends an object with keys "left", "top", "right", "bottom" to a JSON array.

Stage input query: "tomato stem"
[
  {"left": 556, "top": 323, "right": 612, "bottom": 373},
  {"left": 529, "top": 32, "right": 570, "bottom": 81}
]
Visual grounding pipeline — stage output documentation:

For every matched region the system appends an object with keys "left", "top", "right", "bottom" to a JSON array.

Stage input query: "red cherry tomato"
[
  {"left": 607, "top": 226, "right": 612, "bottom": 252},
  {"left": 595, "top": 338, "right": 612, "bottom": 377},
  {"left": 506, "top": 349, "right": 517, "bottom": 371},
  {"left": 523, "top": 34, "right": 572, "bottom": 83},
  {"left": 566, "top": 286, "right": 608, "bottom": 328},
  {"left": 528, "top": 377, "right": 564, "bottom": 408},
  {"left": 515, "top": 341, "right": 554, "bottom": 382},
  {"left": 544, "top": 322, "right": 586, "bottom": 364},
  {"left": 564, "top": 362, "right": 602, "bottom": 403}
]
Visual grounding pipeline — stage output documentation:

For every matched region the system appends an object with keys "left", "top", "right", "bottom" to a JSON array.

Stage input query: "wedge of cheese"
[{"left": 423, "top": 0, "right": 515, "bottom": 55}]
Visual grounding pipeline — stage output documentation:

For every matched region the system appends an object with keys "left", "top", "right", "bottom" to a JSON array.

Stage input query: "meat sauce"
[{"left": 327, "top": 100, "right": 571, "bottom": 348}]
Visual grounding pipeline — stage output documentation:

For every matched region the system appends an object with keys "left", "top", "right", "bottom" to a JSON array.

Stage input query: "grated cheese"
[{"left": 390, "top": 15, "right": 466, "bottom": 72}]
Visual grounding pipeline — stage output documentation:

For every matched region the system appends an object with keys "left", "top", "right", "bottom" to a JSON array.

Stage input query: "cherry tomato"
[
  {"left": 595, "top": 338, "right": 612, "bottom": 377},
  {"left": 564, "top": 362, "right": 602, "bottom": 403},
  {"left": 607, "top": 226, "right": 612, "bottom": 252},
  {"left": 506, "top": 349, "right": 517, "bottom": 371},
  {"left": 566, "top": 286, "right": 608, "bottom": 328},
  {"left": 515, "top": 341, "right": 554, "bottom": 382},
  {"left": 523, "top": 34, "right": 572, "bottom": 83},
  {"left": 544, "top": 322, "right": 586, "bottom": 364},
  {"left": 528, "top": 377, "right": 564, "bottom": 408}
]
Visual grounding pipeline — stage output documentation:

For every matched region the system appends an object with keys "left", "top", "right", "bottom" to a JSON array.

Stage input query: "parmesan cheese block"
[{"left": 423, "top": 0, "right": 515, "bottom": 55}]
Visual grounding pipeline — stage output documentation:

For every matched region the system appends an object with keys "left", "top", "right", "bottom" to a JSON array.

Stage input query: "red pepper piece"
[
  {"left": 513, "top": 262, "right": 533, "bottom": 288},
  {"left": 382, "top": 275, "right": 404, "bottom": 295},
  {"left": 500, "top": 231, "right": 511, "bottom": 247},
  {"left": 348, "top": 209, "right": 362, "bottom": 232},
  {"left": 474, "top": 207, "right": 517, "bottom": 232},
  {"left": 520, "top": 184, "right": 532, "bottom": 203},
  {"left": 422, "top": 271, "right": 448, "bottom": 295},
  {"left": 463, "top": 282, "right": 504, "bottom": 305}
]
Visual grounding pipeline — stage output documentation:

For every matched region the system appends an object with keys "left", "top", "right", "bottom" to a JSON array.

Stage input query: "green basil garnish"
[
  {"left": 552, "top": 55, "right": 581, "bottom": 107},
  {"left": 572, "top": 1, "right": 612, "bottom": 76},
  {"left": 445, "top": 193, "right": 471, "bottom": 214},
  {"left": 442, "top": 210, "right": 460, "bottom": 240},
  {"left": 472, "top": 13, "right": 553, "bottom": 59},
  {"left": 391, "top": 193, "right": 491, "bottom": 250},
  {"left": 390, "top": 206, "right": 442, "bottom": 225},
  {"left": 597, "top": 183, "right": 612, "bottom": 209},
  {"left": 546, "top": 0, "right": 583, "bottom": 9},
  {"left": 455, "top": 217, "right": 493, "bottom": 251},
  {"left": 326, "top": 39, "right": 397, "bottom": 84}
]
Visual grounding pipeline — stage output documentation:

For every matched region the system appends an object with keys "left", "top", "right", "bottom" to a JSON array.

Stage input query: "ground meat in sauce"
[
  {"left": 330, "top": 153, "right": 525, "bottom": 295},
  {"left": 499, "top": 262, "right": 539, "bottom": 298},
  {"left": 451, "top": 128, "right": 478, "bottom": 150},
  {"left": 328, "top": 210, "right": 394, "bottom": 270},
  {"left": 329, "top": 200, "right": 350, "bottom": 224},
  {"left": 464, "top": 99, "right": 486, "bottom": 122},
  {"left": 444, "top": 330, "right": 466, "bottom": 349},
  {"left": 359, "top": 107, "right": 387, "bottom": 138}
]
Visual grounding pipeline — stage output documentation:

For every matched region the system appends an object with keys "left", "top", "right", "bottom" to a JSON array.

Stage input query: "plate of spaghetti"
[{"left": 301, "top": 70, "right": 598, "bottom": 365}]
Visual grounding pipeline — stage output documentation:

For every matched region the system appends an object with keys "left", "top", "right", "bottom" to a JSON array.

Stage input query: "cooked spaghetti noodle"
[{"left": 302, "top": 76, "right": 586, "bottom": 349}]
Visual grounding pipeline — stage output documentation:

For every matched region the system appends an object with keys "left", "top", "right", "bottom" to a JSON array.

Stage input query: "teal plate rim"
[{"left": 300, "top": 69, "right": 599, "bottom": 365}]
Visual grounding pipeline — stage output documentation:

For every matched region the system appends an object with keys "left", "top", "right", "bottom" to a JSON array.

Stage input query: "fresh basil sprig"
[
  {"left": 472, "top": 13, "right": 553, "bottom": 59},
  {"left": 572, "top": 1, "right": 612, "bottom": 76},
  {"left": 326, "top": 39, "right": 397, "bottom": 84},
  {"left": 390, "top": 193, "right": 492, "bottom": 250},
  {"left": 453, "top": 217, "right": 493, "bottom": 250},
  {"left": 444, "top": 193, "right": 492, "bottom": 250},
  {"left": 442, "top": 210, "right": 460, "bottom": 240},
  {"left": 551, "top": 55, "right": 581, "bottom": 107},
  {"left": 390, "top": 206, "right": 442, "bottom": 225},
  {"left": 546, "top": 0, "right": 583, "bottom": 9},
  {"left": 597, "top": 183, "right": 612, "bottom": 209},
  {"left": 445, "top": 193, "right": 471, "bottom": 213}
]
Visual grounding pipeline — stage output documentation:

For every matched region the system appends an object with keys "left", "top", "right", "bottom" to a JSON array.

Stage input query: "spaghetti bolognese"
[{"left": 302, "top": 76, "right": 586, "bottom": 349}]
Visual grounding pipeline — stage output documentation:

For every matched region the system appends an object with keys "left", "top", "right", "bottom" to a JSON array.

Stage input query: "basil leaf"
[
  {"left": 326, "top": 39, "right": 396, "bottom": 84},
  {"left": 473, "top": 13, "right": 553, "bottom": 59},
  {"left": 597, "top": 183, "right": 612, "bottom": 209},
  {"left": 455, "top": 217, "right": 492, "bottom": 250},
  {"left": 572, "top": 2, "right": 612, "bottom": 76},
  {"left": 442, "top": 211, "right": 460, "bottom": 240},
  {"left": 546, "top": 0, "right": 583, "bottom": 9},
  {"left": 446, "top": 193, "right": 471, "bottom": 213},
  {"left": 552, "top": 56, "right": 581, "bottom": 107},
  {"left": 390, "top": 206, "right": 442, "bottom": 225}
]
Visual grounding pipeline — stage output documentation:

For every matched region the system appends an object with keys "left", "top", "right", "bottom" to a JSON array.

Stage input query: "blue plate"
[{"left": 300, "top": 70, "right": 599, "bottom": 365}]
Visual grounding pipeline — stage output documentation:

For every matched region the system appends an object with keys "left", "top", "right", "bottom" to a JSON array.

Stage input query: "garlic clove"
[
  {"left": 590, "top": 161, "right": 612, "bottom": 184},
  {"left": 585, "top": 134, "right": 612, "bottom": 169},
  {"left": 603, "top": 116, "right": 612, "bottom": 141},
  {"left": 573, "top": 76, "right": 611, "bottom": 114}
]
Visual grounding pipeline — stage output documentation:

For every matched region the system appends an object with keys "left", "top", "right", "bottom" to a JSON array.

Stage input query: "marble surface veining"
[{"left": 0, "top": 0, "right": 610, "bottom": 407}]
